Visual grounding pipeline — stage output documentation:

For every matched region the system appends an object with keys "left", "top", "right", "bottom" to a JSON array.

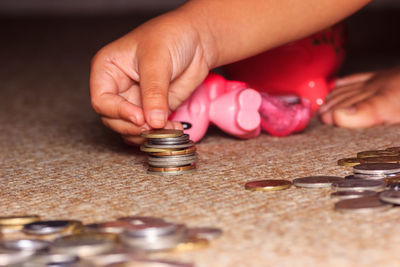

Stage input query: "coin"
[
  {"left": 353, "top": 163, "right": 400, "bottom": 175},
  {"left": 330, "top": 190, "right": 377, "bottom": 200},
  {"left": 140, "top": 146, "right": 182, "bottom": 153},
  {"left": 361, "top": 156, "right": 400, "bottom": 164},
  {"left": 337, "top": 158, "right": 361, "bottom": 167},
  {"left": 0, "top": 248, "right": 34, "bottom": 265},
  {"left": 385, "top": 176, "right": 400, "bottom": 184},
  {"left": 148, "top": 134, "right": 190, "bottom": 145},
  {"left": 379, "top": 190, "right": 400, "bottom": 205},
  {"left": 143, "top": 141, "right": 194, "bottom": 150},
  {"left": 51, "top": 232, "right": 117, "bottom": 257},
  {"left": 147, "top": 165, "right": 195, "bottom": 175},
  {"left": 386, "top": 146, "right": 400, "bottom": 152},
  {"left": 1, "top": 239, "right": 51, "bottom": 252},
  {"left": 26, "top": 253, "right": 80, "bottom": 266},
  {"left": 357, "top": 150, "right": 399, "bottom": 158},
  {"left": 150, "top": 147, "right": 197, "bottom": 156},
  {"left": 117, "top": 216, "right": 166, "bottom": 225},
  {"left": 187, "top": 227, "right": 223, "bottom": 241},
  {"left": 244, "top": 180, "right": 291, "bottom": 191},
  {"left": 332, "top": 179, "right": 385, "bottom": 191},
  {"left": 387, "top": 183, "right": 400, "bottom": 191},
  {"left": 123, "top": 222, "right": 178, "bottom": 237},
  {"left": 148, "top": 154, "right": 197, "bottom": 168},
  {"left": 23, "top": 220, "right": 82, "bottom": 235},
  {"left": 0, "top": 215, "right": 40, "bottom": 226},
  {"left": 172, "top": 237, "right": 209, "bottom": 252},
  {"left": 334, "top": 196, "right": 392, "bottom": 213},
  {"left": 353, "top": 173, "right": 386, "bottom": 180},
  {"left": 141, "top": 129, "right": 183, "bottom": 139},
  {"left": 293, "top": 176, "right": 343, "bottom": 188},
  {"left": 121, "top": 224, "right": 188, "bottom": 251},
  {"left": 85, "top": 221, "right": 137, "bottom": 234}
]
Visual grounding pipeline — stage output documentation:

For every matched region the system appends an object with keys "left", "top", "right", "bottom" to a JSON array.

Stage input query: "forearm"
[{"left": 178, "top": 0, "right": 371, "bottom": 67}]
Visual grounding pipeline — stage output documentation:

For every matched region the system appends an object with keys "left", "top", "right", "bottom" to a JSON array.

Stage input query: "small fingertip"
[
  {"left": 140, "top": 124, "right": 151, "bottom": 132},
  {"left": 148, "top": 109, "right": 167, "bottom": 128}
]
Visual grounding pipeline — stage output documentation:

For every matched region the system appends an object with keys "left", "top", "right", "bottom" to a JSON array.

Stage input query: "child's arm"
[{"left": 90, "top": 0, "right": 370, "bottom": 144}]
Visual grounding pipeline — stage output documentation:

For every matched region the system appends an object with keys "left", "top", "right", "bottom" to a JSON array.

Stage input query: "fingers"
[
  {"left": 335, "top": 72, "right": 375, "bottom": 87},
  {"left": 90, "top": 52, "right": 145, "bottom": 126},
  {"left": 137, "top": 45, "right": 172, "bottom": 129},
  {"left": 101, "top": 117, "right": 146, "bottom": 136}
]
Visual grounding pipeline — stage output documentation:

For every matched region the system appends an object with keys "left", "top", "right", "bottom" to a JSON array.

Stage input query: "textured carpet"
[{"left": 1, "top": 9, "right": 400, "bottom": 267}]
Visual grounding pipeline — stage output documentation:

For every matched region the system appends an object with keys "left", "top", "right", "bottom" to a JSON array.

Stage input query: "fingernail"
[
  {"left": 129, "top": 116, "right": 138, "bottom": 125},
  {"left": 150, "top": 109, "right": 166, "bottom": 127},
  {"left": 339, "top": 106, "right": 357, "bottom": 115},
  {"left": 140, "top": 124, "right": 151, "bottom": 132}
]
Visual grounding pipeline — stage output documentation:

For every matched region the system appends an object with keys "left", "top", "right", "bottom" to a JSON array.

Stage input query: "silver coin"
[
  {"left": 121, "top": 224, "right": 188, "bottom": 251},
  {"left": 293, "top": 176, "right": 343, "bottom": 188},
  {"left": 353, "top": 163, "right": 400, "bottom": 175},
  {"left": 123, "top": 222, "right": 178, "bottom": 237},
  {"left": 1, "top": 239, "right": 51, "bottom": 252},
  {"left": 143, "top": 141, "right": 194, "bottom": 150},
  {"left": 148, "top": 160, "right": 196, "bottom": 168},
  {"left": 385, "top": 172, "right": 400, "bottom": 177},
  {"left": 0, "top": 248, "right": 34, "bottom": 265},
  {"left": 51, "top": 233, "right": 116, "bottom": 257},
  {"left": 334, "top": 196, "right": 392, "bottom": 213},
  {"left": 330, "top": 190, "right": 377, "bottom": 200},
  {"left": 23, "top": 253, "right": 80, "bottom": 266},
  {"left": 379, "top": 190, "right": 400, "bottom": 205},
  {"left": 148, "top": 134, "right": 190, "bottom": 145},
  {"left": 332, "top": 179, "right": 385, "bottom": 191},
  {"left": 187, "top": 227, "right": 223, "bottom": 241},
  {"left": 353, "top": 173, "right": 386, "bottom": 180},
  {"left": 117, "top": 216, "right": 166, "bottom": 225},
  {"left": 23, "top": 220, "right": 80, "bottom": 235}
]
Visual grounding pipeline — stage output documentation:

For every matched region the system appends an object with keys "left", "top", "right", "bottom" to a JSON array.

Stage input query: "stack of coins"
[
  {"left": 0, "top": 215, "right": 222, "bottom": 266},
  {"left": 140, "top": 129, "right": 197, "bottom": 175},
  {"left": 353, "top": 163, "right": 400, "bottom": 180}
]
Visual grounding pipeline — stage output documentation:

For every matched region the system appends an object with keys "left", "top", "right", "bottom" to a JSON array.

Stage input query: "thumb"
[{"left": 138, "top": 46, "right": 172, "bottom": 129}]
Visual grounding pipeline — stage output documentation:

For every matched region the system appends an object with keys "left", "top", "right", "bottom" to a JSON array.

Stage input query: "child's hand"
[
  {"left": 90, "top": 10, "right": 216, "bottom": 144},
  {"left": 319, "top": 67, "right": 400, "bottom": 127}
]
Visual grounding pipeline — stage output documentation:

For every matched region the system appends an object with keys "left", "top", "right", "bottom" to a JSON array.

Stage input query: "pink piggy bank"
[
  {"left": 224, "top": 24, "right": 345, "bottom": 111},
  {"left": 169, "top": 73, "right": 263, "bottom": 142}
]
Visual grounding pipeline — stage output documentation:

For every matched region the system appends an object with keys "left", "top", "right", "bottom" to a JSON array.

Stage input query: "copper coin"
[
  {"left": 334, "top": 196, "right": 392, "bottom": 213},
  {"left": 244, "top": 180, "right": 292, "bottom": 191},
  {"left": 141, "top": 129, "right": 183, "bottom": 139},
  {"left": 151, "top": 147, "right": 196, "bottom": 156}
]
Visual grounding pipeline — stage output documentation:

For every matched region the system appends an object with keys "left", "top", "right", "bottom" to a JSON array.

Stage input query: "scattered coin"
[
  {"left": 187, "top": 227, "right": 223, "bottom": 241},
  {"left": 23, "top": 220, "right": 82, "bottom": 235},
  {"left": 353, "top": 173, "right": 386, "bottom": 180},
  {"left": 172, "top": 236, "right": 209, "bottom": 252},
  {"left": 330, "top": 191, "right": 377, "bottom": 200},
  {"left": 337, "top": 158, "right": 361, "bottom": 167},
  {"left": 379, "top": 190, "right": 400, "bottom": 205},
  {"left": 0, "top": 215, "right": 40, "bottom": 226},
  {"left": 332, "top": 179, "right": 385, "bottom": 191},
  {"left": 141, "top": 129, "right": 184, "bottom": 139},
  {"left": 357, "top": 150, "right": 399, "bottom": 158},
  {"left": 293, "top": 176, "right": 343, "bottom": 188},
  {"left": 244, "top": 180, "right": 292, "bottom": 191},
  {"left": 334, "top": 196, "right": 392, "bottom": 213},
  {"left": 0, "top": 239, "right": 51, "bottom": 252},
  {"left": 353, "top": 163, "right": 400, "bottom": 175}
]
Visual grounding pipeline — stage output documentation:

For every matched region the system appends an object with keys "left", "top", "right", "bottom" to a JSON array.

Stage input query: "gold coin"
[
  {"left": 337, "top": 158, "right": 361, "bottom": 167},
  {"left": 140, "top": 146, "right": 181, "bottom": 153},
  {"left": 172, "top": 237, "right": 209, "bottom": 252},
  {"left": 0, "top": 215, "right": 40, "bottom": 225},
  {"left": 357, "top": 150, "right": 399, "bottom": 158},
  {"left": 140, "top": 129, "right": 183, "bottom": 139},
  {"left": 148, "top": 165, "right": 195, "bottom": 172},
  {"left": 150, "top": 146, "right": 197, "bottom": 156},
  {"left": 361, "top": 156, "right": 400, "bottom": 164},
  {"left": 244, "top": 180, "right": 292, "bottom": 192}
]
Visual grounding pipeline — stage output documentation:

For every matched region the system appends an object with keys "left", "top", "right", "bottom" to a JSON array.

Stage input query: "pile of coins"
[
  {"left": 140, "top": 130, "right": 197, "bottom": 175},
  {"left": 0, "top": 215, "right": 222, "bottom": 266},
  {"left": 245, "top": 146, "right": 400, "bottom": 214}
]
